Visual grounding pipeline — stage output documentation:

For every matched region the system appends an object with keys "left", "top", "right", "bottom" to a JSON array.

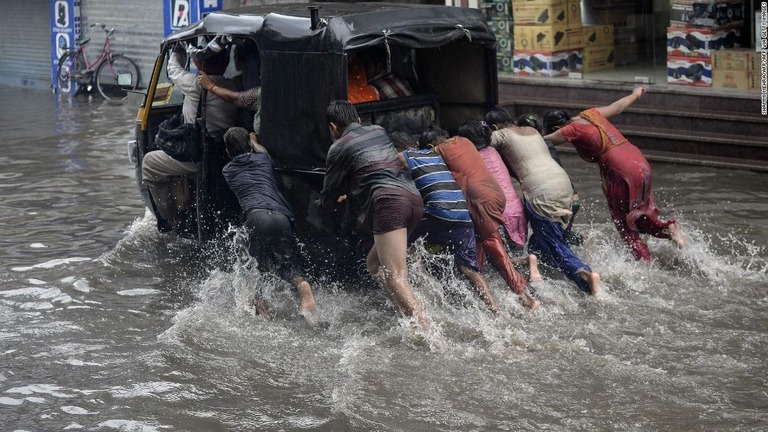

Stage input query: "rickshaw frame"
[{"left": 131, "top": 2, "right": 500, "bottom": 276}]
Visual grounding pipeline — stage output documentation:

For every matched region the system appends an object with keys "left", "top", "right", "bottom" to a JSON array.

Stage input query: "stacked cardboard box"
[
  {"left": 512, "top": 0, "right": 584, "bottom": 77},
  {"left": 582, "top": 24, "right": 615, "bottom": 72},
  {"left": 594, "top": 4, "right": 637, "bottom": 66},
  {"left": 667, "top": 0, "right": 746, "bottom": 87},
  {"left": 484, "top": 0, "right": 514, "bottom": 73},
  {"left": 669, "top": 0, "right": 745, "bottom": 29},
  {"left": 712, "top": 48, "right": 758, "bottom": 89}
]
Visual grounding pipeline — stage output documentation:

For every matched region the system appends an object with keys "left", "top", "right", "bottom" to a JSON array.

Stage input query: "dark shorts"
[
  {"left": 244, "top": 208, "right": 300, "bottom": 282},
  {"left": 409, "top": 216, "right": 479, "bottom": 272},
  {"left": 369, "top": 189, "right": 424, "bottom": 235}
]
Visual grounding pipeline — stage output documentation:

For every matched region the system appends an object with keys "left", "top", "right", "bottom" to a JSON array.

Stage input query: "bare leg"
[
  {"left": 507, "top": 255, "right": 541, "bottom": 282},
  {"left": 578, "top": 269, "right": 601, "bottom": 296},
  {"left": 483, "top": 236, "right": 540, "bottom": 311},
  {"left": 291, "top": 276, "right": 316, "bottom": 314},
  {"left": 252, "top": 297, "right": 271, "bottom": 319},
  {"left": 668, "top": 222, "right": 686, "bottom": 249},
  {"left": 458, "top": 264, "right": 499, "bottom": 315},
  {"left": 170, "top": 177, "right": 192, "bottom": 214},
  {"left": 367, "top": 229, "right": 431, "bottom": 332},
  {"left": 528, "top": 255, "right": 542, "bottom": 282},
  {"left": 519, "top": 290, "right": 540, "bottom": 311}
]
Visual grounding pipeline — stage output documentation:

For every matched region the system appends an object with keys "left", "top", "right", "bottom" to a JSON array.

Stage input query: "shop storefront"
[{"left": 481, "top": 0, "right": 764, "bottom": 92}]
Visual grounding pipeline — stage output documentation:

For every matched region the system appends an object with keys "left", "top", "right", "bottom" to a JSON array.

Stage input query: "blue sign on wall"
[
  {"left": 51, "top": 0, "right": 82, "bottom": 93},
  {"left": 163, "top": 0, "right": 222, "bottom": 37}
]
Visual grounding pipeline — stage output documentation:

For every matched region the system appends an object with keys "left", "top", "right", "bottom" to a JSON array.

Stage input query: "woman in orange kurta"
[
  {"left": 434, "top": 123, "right": 539, "bottom": 311},
  {"left": 542, "top": 87, "right": 685, "bottom": 261}
]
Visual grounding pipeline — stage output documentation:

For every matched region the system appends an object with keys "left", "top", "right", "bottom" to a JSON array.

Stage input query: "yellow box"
[
  {"left": 712, "top": 69, "right": 750, "bottom": 89},
  {"left": 582, "top": 45, "right": 614, "bottom": 72},
  {"left": 512, "top": 0, "right": 565, "bottom": 5},
  {"left": 566, "top": 0, "right": 581, "bottom": 26},
  {"left": 712, "top": 49, "right": 753, "bottom": 71},
  {"left": 512, "top": 2, "right": 568, "bottom": 25},
  {"left": 583, "top": 25, "right": 614, "bottom": 47},
  {"left": 514, "top": 24, "right": 584, "bottom": 51}
]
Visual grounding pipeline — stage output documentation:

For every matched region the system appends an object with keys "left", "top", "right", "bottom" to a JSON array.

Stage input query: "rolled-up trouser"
[
  {"left": 141, "top": 150, "right": 196, "bottom": 221},
  {"left": 525, "top": 201, "right": 592, "bottom": 293}
]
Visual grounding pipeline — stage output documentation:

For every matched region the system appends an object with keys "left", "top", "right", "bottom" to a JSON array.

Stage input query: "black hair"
[
  {"left": 389, "top": 131, "right": 414, "bottom": 152},
  {"left": 456, "top": 120, "right": 492, "bottom": 150},
  {"left": 223, "top": 127, "right": 251, "bottom": 157},
  {"left": 516, "top": 114, "right": 543, "bottom": 134},
  {"left": 543, "top": 110, "right": 574, "bottom": 135},
  {"left": 198, "top": 48, "right": 230, "bottom": 75},
  {"left": 484, "top": 106, "right": 512, "bottom": 128},
  {"left": 327, "top": 100, "right": 358, "bottom": 129},
  {"left": 418, "top": 124, "right": 449, "bottom": 150}
]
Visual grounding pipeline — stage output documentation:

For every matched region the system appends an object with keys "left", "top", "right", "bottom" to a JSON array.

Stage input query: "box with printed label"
[
  {"left": 513, "top": 49, "right": 582, "bottom": 76},
  {"left": 712, "top": 68, "right": 750, "bottom": 89},
  {"left": 484, "top": 0, "right": 511, "bottom": 21},
  {"left": 498, "top": 52, "right": 514, "bottom": 73},
  {"left": 582, "top": 45, "right": 614, "bottom": 72},
  {"left": 669, "top": 0, "right": 745, "bottom": 29},
  {"left": 583, "top": 25, "right": 614, "bottom": 47},
  {"left": 512, "top": 1, "right": 568, "bottom": 25},
  {"left": 712, "top": 48, "right": 752, "bottom": 70},
  {"left": 487, "top": 19, "right": 512, "bottom": 37},
  {"left": 566, "top": 0, "right": 581, "bottom": 25},
  {"left": 667, "top": 26, "right": 741, "bottom": 57},
  {"left": 667, "top": 56, "right": 712, "bottom": 86},
  {"left": 514, "top": 24, "right": 584, "bottom": 51},
  {"left": 496, "top": 36, "right": 514, "bottom": 57}
]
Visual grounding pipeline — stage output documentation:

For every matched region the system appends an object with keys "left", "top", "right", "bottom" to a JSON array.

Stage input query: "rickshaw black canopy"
[
  {"left": 161, "top": 2, "right": 496, "bottom": 53},
  {"left": 159, "top": 2, "right": 498, "bottom": 170}
]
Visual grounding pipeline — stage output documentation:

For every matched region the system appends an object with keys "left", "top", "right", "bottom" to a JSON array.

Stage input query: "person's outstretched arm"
[
  {"left": 542, "top": 130, "right": 567, "bottom": 145},
  {"left": 596, "top": 87, "right": 645, "bottom": 119},
  {"left": 198, "top": 71, "right": 245, "bottom": 106},
  {"left": 249, "top": 132, "right": 268, "bottom": 154}
]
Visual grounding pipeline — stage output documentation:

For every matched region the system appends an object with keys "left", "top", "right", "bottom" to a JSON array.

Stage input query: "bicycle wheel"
[
  {"left": 95, "top": 54, "right": 140, "bottom": 101},
  {"left": 56, "top": 51, "right": 85, "bottom": 94}
]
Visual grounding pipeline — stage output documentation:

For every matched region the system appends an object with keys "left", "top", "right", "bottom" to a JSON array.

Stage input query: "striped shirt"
[{"left": 402, "top": 149, "right": 472, "bottom": 225}]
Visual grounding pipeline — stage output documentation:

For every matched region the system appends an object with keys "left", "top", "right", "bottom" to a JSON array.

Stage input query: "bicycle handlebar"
[{"left": 89, "top": 23, "right": 115, "bottom": 37}]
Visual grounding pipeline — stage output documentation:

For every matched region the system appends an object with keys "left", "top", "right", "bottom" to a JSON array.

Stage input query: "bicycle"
[{"left": 56, "top": 23, "right": 141, "bottom": 101}]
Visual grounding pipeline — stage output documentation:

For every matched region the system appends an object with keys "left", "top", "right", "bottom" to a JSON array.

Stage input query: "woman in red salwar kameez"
[{"left": 542, "top": 87, "right": 685, "bottom": 261}]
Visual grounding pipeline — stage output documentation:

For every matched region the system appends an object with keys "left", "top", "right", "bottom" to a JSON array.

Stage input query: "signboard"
[
  {"left": 51, "top": 0, "right": 82, "bottom": 93},
  {"left": 164, "top": 0, "right": 222, "bottom": 37}
]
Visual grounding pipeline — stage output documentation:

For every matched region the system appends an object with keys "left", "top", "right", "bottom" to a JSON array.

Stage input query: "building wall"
[
  {"left": 0, "top": 0, "right": 52, "bottom": 89},
  {"left": 0, "top": 0, "right": 306, "bottom": 91}
]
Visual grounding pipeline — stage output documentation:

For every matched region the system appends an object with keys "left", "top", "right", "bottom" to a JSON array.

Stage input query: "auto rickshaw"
[{"left": 129, "top": 2, "right": 499, "bottom": 276}]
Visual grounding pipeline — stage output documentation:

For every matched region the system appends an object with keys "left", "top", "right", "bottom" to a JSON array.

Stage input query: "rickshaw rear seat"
[{"left": 355, "top": 94, "right": 439, "bottom": 136}]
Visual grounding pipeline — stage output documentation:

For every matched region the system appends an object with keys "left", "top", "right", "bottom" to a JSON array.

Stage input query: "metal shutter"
[
  {"left": 78, "top": 0, "right": 165, "bottom": 92},
  {"left": 0, "top": 0, "right": 53, "bottom": 89}
]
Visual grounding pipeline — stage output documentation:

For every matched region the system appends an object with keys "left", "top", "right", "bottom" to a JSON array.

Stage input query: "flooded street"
[{"left": 1, "top": 85, "right": 767, "bottom": 431}]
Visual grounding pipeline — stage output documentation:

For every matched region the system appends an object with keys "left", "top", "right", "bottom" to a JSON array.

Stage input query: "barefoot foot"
[
  {"left": 669, "top": 222, "right": 686, "bottom": 249},
  {"left": 587, "top": 272, "right": 601, "bottom": 296},
  {"left": 519, "top": 291, "right": 541, "bottom": 311},
  {"left": 297, "top": 280, "right": 317, "bottom": 315},
  {"left": 252, "top": 298, "right": 271, "bottom": 319},
  {"left": 578, "top": 269, "right": 601, "bottom": 296},
  {"left": 528, "top": 254, "right": 542, "bottom": 282}
]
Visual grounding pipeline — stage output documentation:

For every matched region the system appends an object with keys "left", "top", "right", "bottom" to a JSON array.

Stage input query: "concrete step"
[
  {"left": 506, "top": 97, "right": 768, "bottom": 139},
  {"left": 558, "top": 146, "right": 768, "bottom": 172},
  {"left": 498, "top": 75, "right": 763, "bottom": 116},
  {"left": 496, "top": 76, "right": 767, "bottom": 171},
  {"left": 621, "top": 126, "right": 768, "bottom": 161}
]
